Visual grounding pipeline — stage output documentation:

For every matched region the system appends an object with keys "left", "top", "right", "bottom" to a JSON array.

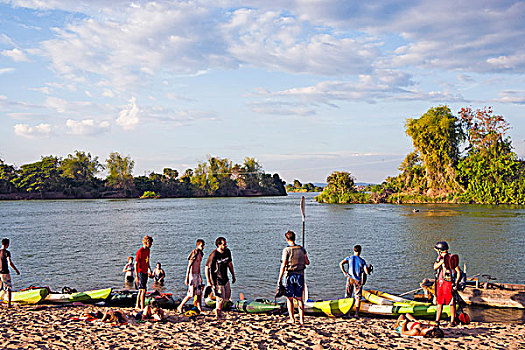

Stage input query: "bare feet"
[{"left": 287, "top": 319, "right": 295, "bottom": 324}]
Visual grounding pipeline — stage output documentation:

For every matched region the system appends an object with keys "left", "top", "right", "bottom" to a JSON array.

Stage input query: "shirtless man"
[
  {"left": 177, "top": 239, "right": 205, "bottom": 313},
  {"left": 0, "top": 238, "right": 20, "bottom": 307}
]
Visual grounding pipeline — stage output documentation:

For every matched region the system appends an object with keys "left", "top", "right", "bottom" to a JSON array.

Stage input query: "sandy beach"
[{"left": 1, "top": 304, "right": 523, "bottom": 350}]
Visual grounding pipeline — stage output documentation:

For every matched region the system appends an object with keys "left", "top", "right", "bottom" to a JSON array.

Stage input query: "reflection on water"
[{"left": 0, "top": 194, "right": 523, "bottom": 324}]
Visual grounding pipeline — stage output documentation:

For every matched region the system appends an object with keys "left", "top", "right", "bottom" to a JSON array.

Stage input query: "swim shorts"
[
  {"left": 436, "top": 279, "right": 453, "bottom": 305},
  {"left": 137, "top": 272, "right": 148, "bottom": 290},
  {"left": 285, "top": 273, "right": 304, "bottom": 299},
  {"left": 187, "top": 273, "right": 203, "bottom": 297},
  {"left": 215, "top": 281, "right": 231, "bottom": 305},
  {"left": 345, "top": 277, "right": 363, "bottom": 300},
  {"left": 1, "top": 274, "right": 12, "bottom": 291}
]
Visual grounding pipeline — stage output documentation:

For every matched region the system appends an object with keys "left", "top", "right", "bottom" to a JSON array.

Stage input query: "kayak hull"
[
  {"left": 204, "top": 297, "right": 233, "bottom": 310},
  {"left": 2, "top": 288, "right": 49, "bottom": 304},
  {"left": 304, "top": 298, "right": 451, "bottom": 318},
  {"left": 235, "top": 299, "right": 285, "bottom": 314},
  {"left": 106, "top": 290, "right": 180, "bottom": 309},
  {"left": 363, "top": 290, "right": 430, "bottom": 306},
  {"left": 45, "top": 288, "right": 112, "bottom": 304}
]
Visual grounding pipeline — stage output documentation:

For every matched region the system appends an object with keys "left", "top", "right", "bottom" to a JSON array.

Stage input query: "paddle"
[
  {"left": 301, "top": 196, "right": 306, "bottom": 246},
  {"left": 300, "top": 195, "right": 309, "bottom": 301}
]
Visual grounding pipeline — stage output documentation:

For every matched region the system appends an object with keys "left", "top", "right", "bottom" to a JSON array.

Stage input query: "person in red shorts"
[
  {"left": 433, "top": 241, "right": 461, "bottom": 326},
  {"left": 135, "top": 235, "right": 153, "bottom": 310}
]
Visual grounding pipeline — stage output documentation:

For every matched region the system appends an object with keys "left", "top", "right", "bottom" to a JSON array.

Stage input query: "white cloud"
[
  {"left": 44, "top": 96, "right": 67, "bottom": 113},
  {"left": 1, "top": 48, "right": 31, "bottom": 62},
  {"left": 13, "top": 123, "right": 52, "bottom": 138},
  {"left": 0, "top": 68, "right": 15, "bottom": 74},
  {"left": 66, "top": 119, "right": 110, "bottom": 135},
  {"left": 30, "top": 86, "right": 51, "bottom": 94},
  {"left": 43, "top": 96, "right": 93, "bottom": 113},
  {"left": 116, "top": 96, "right": 139, "bottom": 130},
  {"left": 102, "top": 89, "right": 115, "bottom": 98},
  {"left": 495, "top": 90, "right": 525, "bottom": 104}
]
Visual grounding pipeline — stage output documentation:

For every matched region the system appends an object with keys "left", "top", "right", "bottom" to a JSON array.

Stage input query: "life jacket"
[
  {"left": 435, "top": 253, "right": 454, "bottom": 282},
  {"left": 286, "top": 245, "right": 306, "bottom": 273}
]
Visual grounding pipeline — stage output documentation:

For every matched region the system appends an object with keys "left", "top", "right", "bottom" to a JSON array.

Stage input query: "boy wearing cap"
[{"left": 433, "top": 241, "right": 461, "bottom": 326}]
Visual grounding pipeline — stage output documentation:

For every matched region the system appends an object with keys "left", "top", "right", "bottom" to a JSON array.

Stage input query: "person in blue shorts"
[
  {"left": 340, "top": 245, "right": 371, "bottom": 318},
  {"left": 277, "top": 230, "right": 309, "bottom": 325}
]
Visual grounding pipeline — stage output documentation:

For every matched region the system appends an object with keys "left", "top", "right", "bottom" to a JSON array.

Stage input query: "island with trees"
[
  {"left": 0, "top": 154, "right": 286, "bottom": 200},
  {"left": 285, "top": 179, "right": 324, "bottom": 193},
  {"left": 316, "top": 106, "right": 525, "bottom": 205}
]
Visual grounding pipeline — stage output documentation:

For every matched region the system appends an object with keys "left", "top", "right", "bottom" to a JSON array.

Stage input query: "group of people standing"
[
  {"left": 124, "top": 230, "right": 374, "bottom": 325},
  {"left": 127, "top": 235, "right": 236, "bottom": 318}
]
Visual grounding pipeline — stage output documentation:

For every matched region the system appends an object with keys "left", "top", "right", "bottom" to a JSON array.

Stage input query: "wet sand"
[{"left": 1, "top": 305, "right": 524, "bottom": 349}]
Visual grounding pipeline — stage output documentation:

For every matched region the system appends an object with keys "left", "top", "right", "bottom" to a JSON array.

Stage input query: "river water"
[{"left": 1, "top": 193, "right": 523, "bottom": 323}]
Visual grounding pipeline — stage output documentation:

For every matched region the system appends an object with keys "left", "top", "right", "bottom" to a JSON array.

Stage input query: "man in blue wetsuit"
[{"left": 340, "top": 245, "right": 371, "bottom": 318}]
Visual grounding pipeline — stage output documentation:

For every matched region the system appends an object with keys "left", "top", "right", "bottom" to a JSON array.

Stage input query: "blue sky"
[{"left": 0, "top": 0, "right": 524, "bottom": 183}]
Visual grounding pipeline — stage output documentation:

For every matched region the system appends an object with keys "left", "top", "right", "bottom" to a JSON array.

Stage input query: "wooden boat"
[
  {"left": 303, "top": 297, "right": 451, "bottom": 318},
  {"left": 2, "top": 287, "right": 49, "bottom": 304},
  {"left": 45, "top": 288, "right": 112, "bottom": 304},
  {"left": 418, "top": 277, "right": 525, "bottom": 309},
  {"left": 235, "top": 299, "right": 285, "bottom": 314}
]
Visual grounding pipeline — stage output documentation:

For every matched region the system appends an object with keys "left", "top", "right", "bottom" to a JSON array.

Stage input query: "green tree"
[
  {"left": 106, "top": 152, "right": 135, "bottom": 193},
  {"left": 14, "top": 156, "right": 62, "bottom": 197},
  {"left": 405, "top": 106, "right": 464, "bottom": 194},
  {"left": 315, "top": 171, "right": 356, "bottom": 203},
  {"left": 60, "top": 150, "right": 103, "bottom": 184},
  {"left": 0, "top": 158, "right": 17, "bottom": 194},
  {"left": 457, "top": 107, "right": 525, "bottom": 204}
]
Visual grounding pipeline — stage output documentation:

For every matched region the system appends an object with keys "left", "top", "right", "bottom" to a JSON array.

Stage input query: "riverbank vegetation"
[
  {"left": 285, "top": 179, "right": 324, "bottom": 192},
  {"left": 316, "top": 106, "right": 525, "bottom": 205},
  {"left": 0, "top": 153, "right": 286, "bottom": 199}
]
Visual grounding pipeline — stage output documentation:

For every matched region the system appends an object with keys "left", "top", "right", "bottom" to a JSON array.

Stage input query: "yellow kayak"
[
  {"left": 2, "top": 288, "right": 49, "bottom": 304},
  {"left": 363, "top": 289, "right": 430, "bottom": 306}
]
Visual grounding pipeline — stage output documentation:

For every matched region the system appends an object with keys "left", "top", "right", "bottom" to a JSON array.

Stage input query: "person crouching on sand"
[
  {"left": 177, "top": 239, "right": 205, "bottom": 314},
  {"left": 135, "top": 235, "right": 153, "bottom": 310},
  {"left": 394, "top": 314, "right": 444, "bottom": 338},
  {"left": 277, "top": 230, "right": 309, "bottom": 325}
]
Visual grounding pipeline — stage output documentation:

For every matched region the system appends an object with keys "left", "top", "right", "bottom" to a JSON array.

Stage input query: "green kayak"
[
  {"left": 304, "top": 298, "right": 451, "bottom": 318},
  {"left": 106, "top": 290, "right": 180, "bottom": 309},
  {"left": 204, "top": 296, "right": 233, "bottom": 310},
  {"left": 44, "top": 288, "right": 112, "bottom": 303},
  {"left": 2, "top": 288, "right": 50, "bottom": 304},
  {"left": 235, "top": 299, "right": 285, "bottom": 314}
]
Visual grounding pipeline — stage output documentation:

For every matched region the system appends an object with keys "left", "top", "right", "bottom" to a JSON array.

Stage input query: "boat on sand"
[
  {"left": 418, "top": 277, "right": 525, "bottom": 309},
  {"left": 44, "top": 288, "right": 112, "bottom": 304},
  {"left": 1, "top": 287, "right": 49, "bottom": 304}
]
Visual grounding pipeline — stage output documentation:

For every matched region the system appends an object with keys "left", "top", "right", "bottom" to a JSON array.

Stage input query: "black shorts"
[{"left": 137, "top": 272, "right": 148, "bottom": 290}]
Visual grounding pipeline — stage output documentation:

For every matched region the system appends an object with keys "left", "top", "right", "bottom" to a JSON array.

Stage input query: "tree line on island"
[
  {"left": 0, "top": 154, "right": 286, "bottom": 199},
  {"left": 316, "top": 106, "right": 525, "bottom": 205}
]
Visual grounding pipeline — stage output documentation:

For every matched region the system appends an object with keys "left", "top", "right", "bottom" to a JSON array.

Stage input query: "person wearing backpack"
[{"left": 433, "top": 241, "right": 461, "bottom": 326}]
